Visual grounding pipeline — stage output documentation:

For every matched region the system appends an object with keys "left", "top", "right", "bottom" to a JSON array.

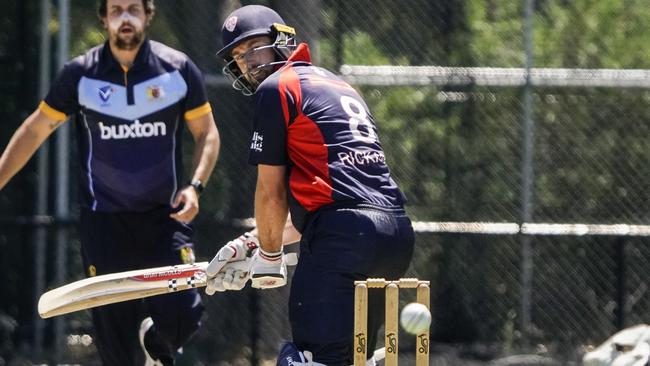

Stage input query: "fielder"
[
  {"left": 0, "top": 0, "right": 220, "bottom": 364},
  {"left": 205, "top": 5, "right": 415, "bottom": 366}
]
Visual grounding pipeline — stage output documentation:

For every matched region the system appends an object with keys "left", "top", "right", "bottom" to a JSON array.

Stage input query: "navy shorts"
[
  {"left": 289, "top": 205, "right": 415, "bottom": 366},
  {"left": 79, "top": 207, "right": 204, "bottom": 365}
]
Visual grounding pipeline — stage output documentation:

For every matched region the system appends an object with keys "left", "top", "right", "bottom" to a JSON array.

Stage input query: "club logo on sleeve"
[
  {"left": 98, "top": 85, "right": 114, "bottom": 103},
  {"left": 98, "top": 120, "right": 167, "bottom": 140},
  {"left": 250, "top": 131, "right": 263, "bottom": 152}
]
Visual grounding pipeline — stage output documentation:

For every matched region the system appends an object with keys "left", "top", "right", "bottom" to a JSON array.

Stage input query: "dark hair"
[{"left": 97, "top": 0, "right": 155, "bottom": 20}]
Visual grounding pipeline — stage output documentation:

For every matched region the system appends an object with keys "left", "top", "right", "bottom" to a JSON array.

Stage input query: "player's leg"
[
  {"left": 288, "top": 207, "right": 414, "bottom": 365},
  {"left": 140, "top": 210, "right": 204, "bottom": 362},
  {"left": 90, "top": 302, "right": 142, "bottom": 365},
  {"left": 365, "top": 209, "right": 415, "bottom": 357},
  {"left": 142, "top": 290, "right": 203, "bottom": 363},
  {"left": 288, "top": 242, "right": 354, "bottom": 366},
  {"left": 79, "top": 209, "right": 143, "bottom": 365}
]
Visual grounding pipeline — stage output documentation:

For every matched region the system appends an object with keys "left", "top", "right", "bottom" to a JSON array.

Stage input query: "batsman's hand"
[
  {"left": 249, "top": 248, "right": 287, "bottom": 289},
  {"left": 205, "top": 259, "right": 251, "bottom": 294},
  {"left": 205, "top": 232, "right": 259, "bottom": 294}
]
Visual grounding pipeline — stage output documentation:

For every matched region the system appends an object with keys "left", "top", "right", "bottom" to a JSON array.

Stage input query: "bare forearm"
[
  {"left": 282, "top": 224, "right": 302, "bottom": 244},
  {"left": 0, "top": 112, "right": 56, "bottom": 189},
  {"left": 249, "top": 216, "right": 301, "bottom": 245},
  {"left": 190, "top": 127, "right": 220, "bottom": 185},
  {"left": 255, "top": 184, "right": 288, "bottom": 253}
]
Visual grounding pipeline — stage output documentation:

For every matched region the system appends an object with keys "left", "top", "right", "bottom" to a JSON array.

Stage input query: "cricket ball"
[{"left": 400, "top": 302, "right": 432, "bottom": 334}]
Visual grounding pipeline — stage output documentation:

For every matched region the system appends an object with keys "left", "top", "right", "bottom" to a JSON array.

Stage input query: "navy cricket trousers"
[
  {"left": 289, "top": 205, "right": 415, "bottom": 366},
  {"left": 79, "top": 208, "right": 204, "bottom": 365}
]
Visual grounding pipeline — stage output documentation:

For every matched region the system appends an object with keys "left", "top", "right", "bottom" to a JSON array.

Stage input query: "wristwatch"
[{"left": 189, "top": 179, "right": 204, "bottom": 195}]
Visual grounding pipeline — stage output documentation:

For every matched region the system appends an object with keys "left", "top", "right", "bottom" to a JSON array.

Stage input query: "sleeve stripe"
[
  {"left": 184, "top": 102, "right": 212, "bottom": 121},
  {"left": 39, "top": 101, "right": 68, "bottom": 121}
]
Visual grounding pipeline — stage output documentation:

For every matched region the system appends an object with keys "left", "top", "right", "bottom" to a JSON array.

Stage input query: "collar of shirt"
[
  {"left": 99, "top": 38, "right": 152, "bottom": 75},
  {"left": 287, "top": 43, "right": 312, "bottom": 65}
]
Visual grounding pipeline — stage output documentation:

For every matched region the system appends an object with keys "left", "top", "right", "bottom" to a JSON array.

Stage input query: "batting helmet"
[
  {"left": 218, "top": 5, "right": 290, "bottom": 57},
  {"left": 217, "top": 5, "right": 297, "bottom": 95}
]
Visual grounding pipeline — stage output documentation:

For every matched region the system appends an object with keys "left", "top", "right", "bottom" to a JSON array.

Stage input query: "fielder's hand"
[
  {"left": 170, "top": 186, "right": 199, "bottom": 223},
  {"left": 205, "top": 232, "right": 259, "bottom": 294},
  {"left": 249, "top": 248, "right": 287, "bottom": 289}
]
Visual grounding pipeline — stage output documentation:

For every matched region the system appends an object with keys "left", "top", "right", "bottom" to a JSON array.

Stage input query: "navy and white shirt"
[
  {"left": 41, "top": 39, "right": 212, "bottom": 212},
  {"left": 249, "top": 43, "right": 406, "bottom": 231}
]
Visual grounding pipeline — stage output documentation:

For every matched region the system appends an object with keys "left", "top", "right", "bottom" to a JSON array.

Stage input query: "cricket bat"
[{"left": 38, "top": 253, "right": 298, "bottom": 319}]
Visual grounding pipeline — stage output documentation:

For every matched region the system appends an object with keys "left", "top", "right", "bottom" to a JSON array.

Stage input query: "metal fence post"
[
  {"left": 53, "top": 0, "right": 71, "bottom": 360},
  {"left": 33, "top": 0, "right": 52, "bottom": 359},
  {"left": 615, "top": 238, "right": 627, "bottom": 330},
  {"left": 520, "top": 0, "right": 536, "bottom": 347}
]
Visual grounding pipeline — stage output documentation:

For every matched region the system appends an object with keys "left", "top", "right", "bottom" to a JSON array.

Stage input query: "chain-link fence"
[{"left": 1, "top": 0, "right": 649, "bottom": 365}]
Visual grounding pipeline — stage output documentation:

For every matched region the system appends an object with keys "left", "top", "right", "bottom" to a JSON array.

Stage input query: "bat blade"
[
  {"left": 38, "top": 261, "right": 211, "bottom": 318},
  {"left": 38, "top": 253, "right": 298, "bottom": 318}
]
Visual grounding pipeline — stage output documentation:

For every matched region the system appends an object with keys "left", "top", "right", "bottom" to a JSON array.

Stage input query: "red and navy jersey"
[
  {"left": 40, "top": 40, "right": 212, "bottom": 212},
  {"left": 249, "top": 43, "right": 406, "bottom": 230}
]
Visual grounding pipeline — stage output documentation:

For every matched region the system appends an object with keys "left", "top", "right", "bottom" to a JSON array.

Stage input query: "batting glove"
[
  {"left": 206, "top": 259, "right": 251, "bottom": 294},
  {"left": 205, "top": 232, "right": 258, "bottom": 295},
  {"left": 249, "top": 248, "right": 287, "bottom": 289}
]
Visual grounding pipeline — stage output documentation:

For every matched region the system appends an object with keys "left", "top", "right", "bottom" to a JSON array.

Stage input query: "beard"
[
  {"left": 247, "top": 65, "right": 274, "bottom": 87},
  {"left": 113, "top": 29, "right": 144, "bottom": 51}
]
